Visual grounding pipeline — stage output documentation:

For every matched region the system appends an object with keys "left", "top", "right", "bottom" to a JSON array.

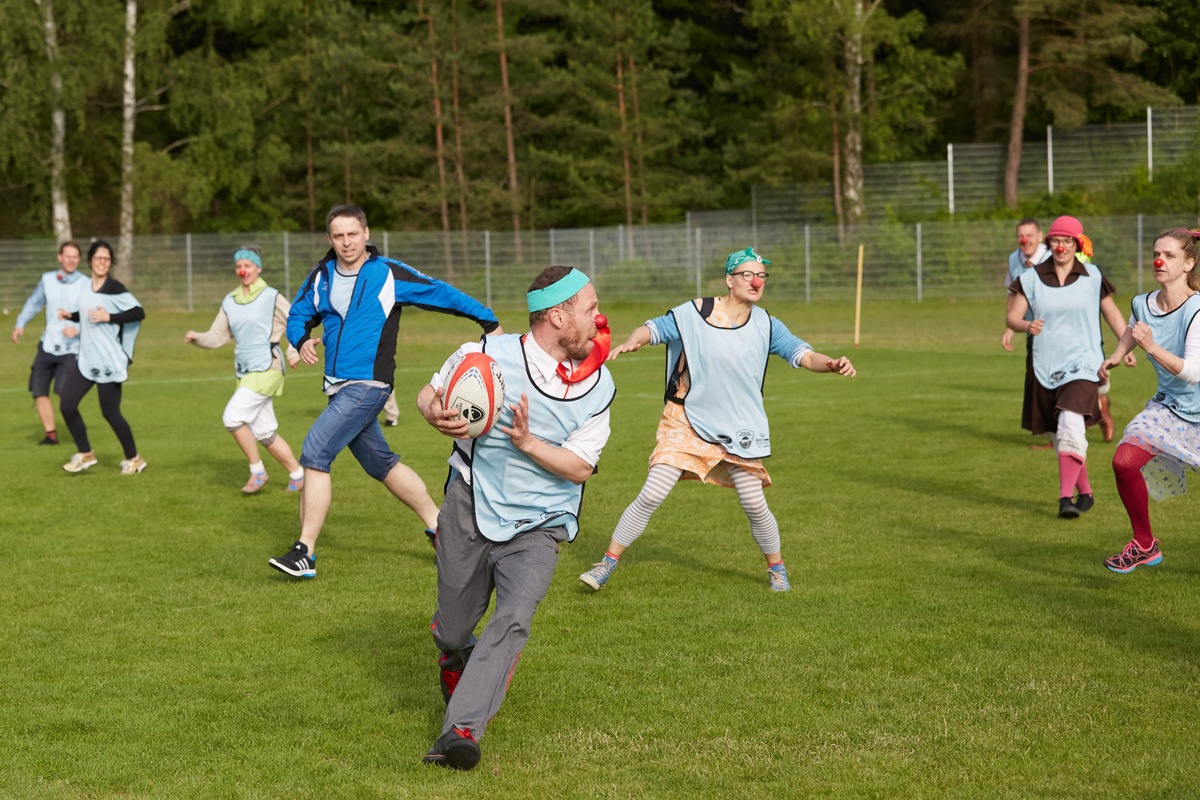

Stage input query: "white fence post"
[
  {"left": 484, "top": 231, "right": 492, "bottom": 308},
  {"left": 695, "top": 227, "right": 702, "bottom": 297},
  {"left": 804, "top": 224, "right": 811, "bottom": 304},
  {"left": 588, "top": 229, "right": 595, "bottom": 277},
  {"left": 1147, "top": 106, "right": 1154, "bottom": 183},
  {"left": 185, "top": 232, "right": 193, "bottom": 312},
  {"left": 283, "top": 231, "right": 290, "bottom": 298},
  {"left": 916, "top": 222, "right": 923, "bottom": 302},
  {"left": 947, "top": 144, "right": 955, "bottom": 216},
  {"left": 1137, "top": 214, "right": 1144, "bottom": 295},
  {"left": 1047, "top": 125, "right": 1055, "bottom": 194}
]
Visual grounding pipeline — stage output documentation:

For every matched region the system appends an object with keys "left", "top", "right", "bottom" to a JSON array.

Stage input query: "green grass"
[{"left": 3, "top": 299, "right": 1199, "bottom": 798}]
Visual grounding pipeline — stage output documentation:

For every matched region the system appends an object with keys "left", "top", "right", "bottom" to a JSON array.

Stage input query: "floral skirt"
[
  {"left": 1120, "top": 400, "right": 1200, "bottom": 501},
  {"left": 648, "top": 401, "right": 771, "bottom": 488}
]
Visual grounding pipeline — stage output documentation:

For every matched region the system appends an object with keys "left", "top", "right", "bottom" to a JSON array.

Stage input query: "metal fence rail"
[{"left": 2, "top": 215, "right": 1189, "bottom": 318}]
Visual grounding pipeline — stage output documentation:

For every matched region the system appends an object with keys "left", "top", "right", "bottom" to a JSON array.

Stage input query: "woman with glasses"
[
  {"left": 579, "top": 247, "right": 855, "bottom": 593},
  {"left": 57, "top": 240, "right": 148, "bottom": 475},
  {"left": 1006, "top": 216, "right": 1134, "bottom": 518}
]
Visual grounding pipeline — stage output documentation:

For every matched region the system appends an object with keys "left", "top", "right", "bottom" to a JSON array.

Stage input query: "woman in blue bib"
[
  {"left": 1007, "top": 216, "right": 1134, "bottom": 518},
  {"left": 1098, "top": 228, "right": 1200, "bottom": 573},
  {"left": 579, "top": 247, "right": 856, "bottom": 594}
]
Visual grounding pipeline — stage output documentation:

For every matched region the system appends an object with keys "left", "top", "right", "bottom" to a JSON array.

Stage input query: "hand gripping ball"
[{"left": 444, "top": 351, "right": 505, "bottom": 438}]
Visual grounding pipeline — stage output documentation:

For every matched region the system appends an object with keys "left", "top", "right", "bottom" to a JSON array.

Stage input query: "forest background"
[{"left": 2, "top": 0, "right": 1199, "bottom": 266}]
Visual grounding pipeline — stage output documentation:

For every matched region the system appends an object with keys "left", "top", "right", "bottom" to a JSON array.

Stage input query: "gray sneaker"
[
  {"left": 767, "top": 562, "right": 791, "bottom": 592},
  {"left": 579, "top": 555, "right": 619, "bottom": 591}
]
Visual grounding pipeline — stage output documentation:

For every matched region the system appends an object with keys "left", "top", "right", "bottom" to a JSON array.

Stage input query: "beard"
[{"left": 561, "top": 327, "right": 594, "bottom": 362}]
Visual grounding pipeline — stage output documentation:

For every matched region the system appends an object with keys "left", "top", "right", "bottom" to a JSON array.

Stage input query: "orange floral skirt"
[{"left": 648, "top": 401, "right": 771, "bottom": 488}]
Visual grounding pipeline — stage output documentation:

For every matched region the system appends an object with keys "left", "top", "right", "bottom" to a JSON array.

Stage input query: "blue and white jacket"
[{"left": 287, "top": 245, "right": 499, "bottom": 386}]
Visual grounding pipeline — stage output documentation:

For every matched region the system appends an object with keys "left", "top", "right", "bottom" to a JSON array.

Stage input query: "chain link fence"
[{"left": 2, "top": 215, "right": 1193, "bottom": 320}]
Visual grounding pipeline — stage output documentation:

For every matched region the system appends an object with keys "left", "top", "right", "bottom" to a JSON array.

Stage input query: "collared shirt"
[
  {"left": 1007, "top": 244, "right": 1050, "bottom": 286},
  {"left": 431, "top": 335, "right": 612, "bottom": 482},
  {"left": 1008, "top": 256, "right": 1115, "bottom": 298}
]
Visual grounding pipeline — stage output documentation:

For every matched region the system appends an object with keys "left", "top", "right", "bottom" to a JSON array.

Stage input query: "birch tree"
[
  {"left": 34, "top": 0, "right": 72, "bottom": 243},
  {"left": 116, "top": 0, "right": 137, "bottom": 284}
]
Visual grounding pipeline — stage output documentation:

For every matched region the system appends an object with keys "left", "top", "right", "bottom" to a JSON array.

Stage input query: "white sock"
[
  {"left": 249, "top": 461, "right": 266, "bottom": 475},
  {"left": 289, "top": 469, "right": 304, "bottom": 480}
]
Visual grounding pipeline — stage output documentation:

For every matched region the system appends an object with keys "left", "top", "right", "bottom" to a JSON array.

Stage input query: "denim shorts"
[{"left": 299, "top": 382, "right": 399, "bottom": 479}]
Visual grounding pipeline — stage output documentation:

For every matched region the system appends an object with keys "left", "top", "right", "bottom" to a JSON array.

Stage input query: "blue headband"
[
  {"left": 527, "top": 269, "right": 590, "bottom": 312},
  {"left": 233, "top": 249, "right": 263, "bottom": 269}
]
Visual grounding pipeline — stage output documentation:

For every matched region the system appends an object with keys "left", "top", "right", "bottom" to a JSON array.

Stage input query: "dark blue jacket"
[{"left": 287, "top": 245, "right": 499, "bottom": 386}]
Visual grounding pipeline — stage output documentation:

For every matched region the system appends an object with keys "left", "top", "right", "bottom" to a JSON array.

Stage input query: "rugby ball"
[{"left": 444, "top": 351, "right": 505, "bottom": 438}]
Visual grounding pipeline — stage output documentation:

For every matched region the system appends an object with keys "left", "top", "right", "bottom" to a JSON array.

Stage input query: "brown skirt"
[{"left": 1025, "top": 377, "right": 1101, "bottom": 436}]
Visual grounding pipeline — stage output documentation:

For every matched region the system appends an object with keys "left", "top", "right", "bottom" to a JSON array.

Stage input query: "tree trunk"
[
  {"left": 628, "top": 54, "right": 648, "bottom": 226},
  {"left": 842, "top": 2, "right": 866, "bottom": 227},
  {"left": 341, "top": 83, "right": 351, "bottom": 203},
  {"left": 1004, "top": 16, "right": 1030, "bottom": 209},
  {"left": 496, "top": 0, "right": 522, "bottom": 258},
  {"left": 422, "top": 0, "right": 454, "bottom": 278},
  {"left": 304, "top": 0, "right": 316, "bottom": 231},
  {"left": 450, "top": 0, "right": 470, "bottom": 250},
  {"left": 616, "top": 44, "right": 634, "bottom": 257},
  {"left": 832, "top": 117, "right": 845, "bottom": 241},
  {"left": 117, "top": 0, "right": 137, "bottom": 285},
  {"left": 35, "top": 0, "right": 72, "bottom": 243}
]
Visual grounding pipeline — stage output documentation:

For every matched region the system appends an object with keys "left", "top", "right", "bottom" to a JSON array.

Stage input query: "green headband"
[{"left": 527, "top": 269, "right": 590, "bottom": 312}]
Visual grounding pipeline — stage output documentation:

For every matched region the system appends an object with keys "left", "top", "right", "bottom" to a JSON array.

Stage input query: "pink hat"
[{"left": 1044, "top": 215, "right": 1084, "bottom": 248}]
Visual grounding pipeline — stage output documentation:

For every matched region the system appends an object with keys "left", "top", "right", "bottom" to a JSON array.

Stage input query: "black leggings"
[{"left": 59, "top": 361, "right": 138, "bottom": 458}]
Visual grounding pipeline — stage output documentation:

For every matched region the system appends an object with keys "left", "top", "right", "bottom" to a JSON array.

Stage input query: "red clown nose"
[
  {"left": 750, "top": 277, "right": 765, "bottom": 290},
  {"left": 1055, "top": 246, "right": 1065, "bottom": 254},
  {"left": 237, "top": 268, "right": 250, "bottom": 278},
  {"left": 1154, "top": 258, "right": 1165, "bottom": 268},
  {"left": 594, "top": 314, "right": 607, "bottom": 329}
]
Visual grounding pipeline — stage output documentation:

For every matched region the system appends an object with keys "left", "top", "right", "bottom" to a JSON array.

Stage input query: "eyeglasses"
[
  {"left": 91, "top": 256, "right": 112, "bottom": 263},
  {"left": 1047, "top": 237, "right": 1076, "bottom": 248},
  {"left": 732, "top": 271, "right": 769, "bottom": 282}
]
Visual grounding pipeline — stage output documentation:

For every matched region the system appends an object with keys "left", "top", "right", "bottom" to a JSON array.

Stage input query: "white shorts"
[{"left": 222, "top": 386, "right": 279, "bottom": 442}]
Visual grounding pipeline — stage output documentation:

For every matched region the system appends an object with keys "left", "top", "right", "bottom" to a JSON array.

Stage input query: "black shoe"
[
  {"left": 1074, "top": 493, "right": 1094, "bottom": 513},
  {"left": 268, "top": 541, "right": 316, "bottom": 578},
  {"left": 422, "top": 726, "right": 481, "bottom": 770},
  {"left": 1058, "top": 497, "right": 1080, "bottom": 519},
  {"left": 440, "top": 666, "right": 463, "bottom": 706},
  {"left": 39, "top": 432, "right": 58, "bottom": 445}
]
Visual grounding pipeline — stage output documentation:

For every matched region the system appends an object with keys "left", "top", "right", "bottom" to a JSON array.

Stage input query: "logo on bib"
[{"left": 737, "top": 429, "right": 754, "bottom": 449}]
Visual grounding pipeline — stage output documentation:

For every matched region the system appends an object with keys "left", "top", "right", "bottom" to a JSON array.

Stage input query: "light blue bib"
[
  {"left": 222, "top": 287, "right": 280, "bottom": 378},
  {"left": 1020, "top": 264, "right": 1104, "bottom": 389},
  {"left": 670, "top": 301, "right": 772, "bottom": 458},
  {"left": 468, "top": 334, "right": 615, "bottom": 543},
  {"left": 1133, "top": 292, "right": 1200, "bottom": 422},
  {"left": 40, "top": 271, "right": 86, "bottom": 355},
  {"left": 76, "top": 284, "right": 141, "bottom": 384}
]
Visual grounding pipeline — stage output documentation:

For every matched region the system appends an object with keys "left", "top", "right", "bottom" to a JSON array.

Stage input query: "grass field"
[{"left": 3, "top": 298, "right": 1198, "bottom": 799}]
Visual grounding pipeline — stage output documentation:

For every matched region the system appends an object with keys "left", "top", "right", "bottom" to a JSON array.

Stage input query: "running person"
[
  {"left": 11, "top": 241, "right": 86, "bottom": 445},
  {"left": 58, "top": 240, "right": 148, "bottom": 475},
  {"left": 1006, "top": 215, "right": 1134, "bottom": 518},
  {"left": 1099, "top": 228, "right": 1200, "bottom": 573},
  {"left": 185, "top": 245, "right": 305, "bottom": 494},
  {"left": 579, "top": 247, "right": 856, "bottom": 594},
  {"left": 416, "top": 266, "right": 613, "bottom": 771},
  {"left": 1002, "top": 219, "right": 1054, "bottom": 450},
  {"left": 268, "top": 204, "right": 501, "bottom": 578}
]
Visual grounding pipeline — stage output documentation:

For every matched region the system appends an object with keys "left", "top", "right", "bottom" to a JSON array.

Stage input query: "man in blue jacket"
[{"left": 269, "top": 204, "right": 502, "bottom": 579}]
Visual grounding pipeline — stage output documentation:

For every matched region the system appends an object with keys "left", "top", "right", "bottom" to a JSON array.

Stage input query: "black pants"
[{"left": 59, "top": 361, "right": 138, "bottom": 458}]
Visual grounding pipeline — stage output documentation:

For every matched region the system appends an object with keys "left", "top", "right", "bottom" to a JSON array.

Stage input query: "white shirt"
[{"left": 431, "top": 335, "right": 612, "bottom": 483}]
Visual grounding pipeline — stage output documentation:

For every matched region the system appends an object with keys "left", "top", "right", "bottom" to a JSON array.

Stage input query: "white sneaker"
[
  {"left": 64, "top": 452, "right": 98, "bottom": 473},
  {"left": 120, "top": 455, "right": 147, "bottom": 475}
]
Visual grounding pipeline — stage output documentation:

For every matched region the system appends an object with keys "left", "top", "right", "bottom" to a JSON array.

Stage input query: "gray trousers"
[{"left": 431, "top": 473, "right": 567, "bottom": 741}]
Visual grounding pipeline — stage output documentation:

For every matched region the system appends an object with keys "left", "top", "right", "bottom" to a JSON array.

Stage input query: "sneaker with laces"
[
  {"left": 1058, "top": 497, "right": 1080, "bottom": 518},
  {"left": 1074, "top": 493, "right": 1094, "bottom": 514},
  {"left": 242, "top": 472, "right": 268, "bottom": 494},
  {"left": 287, "top": 475, "right": 304, "bottom": 492},
  {"left": 63, "top": 452, "right": 98, "bottom": 473},
  {"left": 579, "top": 555, "right": 619, "bottom": 591},
  {"left": 268, "top": 541, "right": 316, "bottom": 578},
  {"left": 1104, "top": 538, "right": 1163, "bottom": 574},
  {"left": 440, "top": 665, "right": 462, "bottom": 705},
  {"left": 119, "top": 455, "right": 147, "bottom": 475},
  {"left": 422, "top": 726, "right": 481, "bottom": 770},
  {"left": 767, "top": 562, "right": 791, "bottom": 592}
]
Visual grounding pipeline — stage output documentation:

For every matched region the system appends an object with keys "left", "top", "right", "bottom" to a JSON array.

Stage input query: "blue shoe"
[
  {"left": 268, "top": 541, "right": 316, "bottom": 578},
  {"left": 579, "top": 555, "right": 619, "bottom": 591},
  {"left": 767, "top": 562, "right": 791, "bottom": 592},
  {"left": 424, "top": 528, "right": 437, "bottom": 548}
]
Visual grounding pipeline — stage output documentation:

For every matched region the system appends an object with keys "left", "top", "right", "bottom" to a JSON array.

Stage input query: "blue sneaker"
[
  {"left": 424, "top": 528, "right": 437, "bottom": 548},
  {"left": 767, "top": 562, "right": 791, "bottom": 592},
  {"left": 579, "top": 555, "right": 619, "bottom": 591},
  {"left": 268, "top": 541, "right": 316, "bottom": 578}
]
